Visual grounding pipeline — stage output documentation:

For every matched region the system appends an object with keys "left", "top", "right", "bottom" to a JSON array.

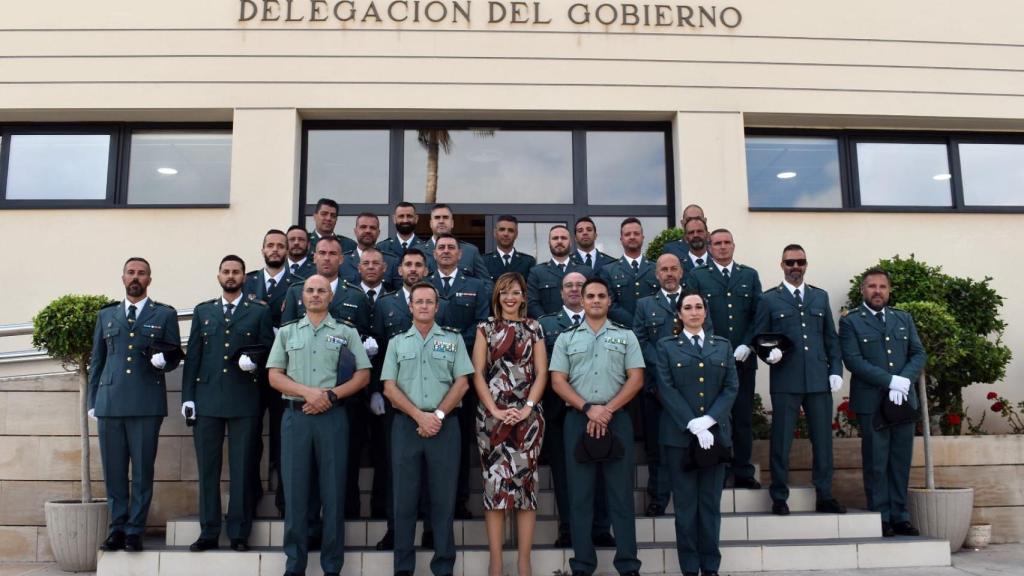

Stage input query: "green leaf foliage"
[
  {"left": 32, "top": 294, "right": 114, "bottom": 371},
  {"left": 644, "top": 226, "right": 685, "bottom": 262}
]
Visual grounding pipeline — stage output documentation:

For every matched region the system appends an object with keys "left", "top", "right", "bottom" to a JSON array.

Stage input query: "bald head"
[
  {"left": 562, "top": 271, "right": 587, "bottom": 310},
  {"left": 302, "top": 274, "right": 333, "bottom": 314},
  {"left": 656, "top": 253, "right": 683, "bottom": 292}
]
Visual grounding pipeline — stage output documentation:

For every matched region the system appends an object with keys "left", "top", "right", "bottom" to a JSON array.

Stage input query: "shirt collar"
[
  {"left": 221, "top": 294, "right": 243, "bottom": 308},
  {"left": 782, "top": 280, "right": 806, "bottom": 296},
  {"left": 713, "top": 260, "right": 734, "bottom": 274},
  {"left": 124, "top": 298, "right": 149, "bottom": 315},
  {"left": 683, "top": 328, "right": 706, "bottom": 342},
  {"left": 585, "top": 318, "right": 611, "bottom": 336},
  {"left": 662, "top": 288, "right": 681, "bottom": 300},
  {"left": 298, "top": 314, "right": 336, "bottom": 331},
  {"left": 550, "top": 256, "right": 570, "bottom": 266},
  {"left": 289, "top": 256, "right": 307, "bottom": 268},
  {"left": 396, "top": 232, "right": 416, "bottom": 244},
  {"left": 402, "top": 287, "right": 411, "bottom": 302},
  {"left": 563, "top": 305, "right": 583, "bottom": 318},
  {"left": 688, "top": 251, "right": 708, "bottom": 264},
  {"left": 577, "top": 248, "right": 597, "bottom": 261},
  {"left": 330, "top": 278, "right": 339, "bottom": 294},
  {"left": 361, "top": 281, "right": 382, "bottom": 294},
  {"left": 625, "top": 255, "right": 642, "bottom": 268},
  {"left": 863, "top": 303, "right": 886, "bottom": 319},
  {"left": 264, "top": 268, "right": 286, "bottom": 283},
  {"left": 497, "top": 247, "right": 515, "bottom": 258}
]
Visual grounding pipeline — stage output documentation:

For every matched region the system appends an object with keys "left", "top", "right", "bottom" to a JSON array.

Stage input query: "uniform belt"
[{"left": 285, "top": 398, "right": 342, "bottom": 411}]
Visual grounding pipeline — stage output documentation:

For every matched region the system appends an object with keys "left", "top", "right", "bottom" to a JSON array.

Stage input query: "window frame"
[
  {"left": 745, "top": 128, "right": 1024, "bottom": 214},
  {"left": 0, "top": 122, "right": 232, "bottom": 209}
]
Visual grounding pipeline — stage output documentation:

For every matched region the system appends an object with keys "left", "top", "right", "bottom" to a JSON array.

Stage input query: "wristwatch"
[
  {"left": 582, "top": 402, "right": 593, "bottom": 414},
  {"left": 434, "top": 409, "right": 446, "bottom": 421},
  {"left": 525, "top": 400, "right": 536, "bottom": 408},
  {"left": 326, "top": 390, "right": 339, "bottom": 405}
]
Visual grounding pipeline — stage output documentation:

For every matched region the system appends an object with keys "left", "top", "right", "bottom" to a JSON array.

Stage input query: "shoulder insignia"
[
  {"left": 152, "top": 301, "right": 175, "bottom": 310},
  {"left": 711, "top": 335, "right": 730, "bottom": 343},
  {"left": 442, "top": 325, "right": 460, "bottom": 333},
  {"left": 245, "top": 270, "right": 259, "bottom": 278},
  {"left": 249, "top": 299, "right": 268, "bottom": 307},
  {"left": 840, "top": 306, "right": 849, "bottom": 317},
  {"left": 610, "top": 320, "right": 630, "bottom": 330},
  {"left": 336, "top": 317, "right": 355, "bottom": 328},
  {"left": 100, "top": 300, "right": 120, "bottom": 309},
  {"left": 656, "top": 334, "right": 678, "bottom": 343},
  {"left": 199, "top": 298, "right": 219, "bottom": 307},
  {"left": 279, "top": 319, "right": 299, "bottom": 328}
]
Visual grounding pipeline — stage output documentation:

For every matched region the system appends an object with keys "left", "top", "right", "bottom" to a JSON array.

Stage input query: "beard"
[
  {"left": 264, "top": 254, "right": 285, "bottom": 268},
  {"left": 219, "top": 279, "right": 241, "bottom": 294},
  {"left": 688, "top": 238, "right": 706, "bottom": 251},
  {"left": 396, "top": 222, "right": 416, "bottom": 235},
  {"left": 125, "top": 281, "right": 145, "bottom": 298}
]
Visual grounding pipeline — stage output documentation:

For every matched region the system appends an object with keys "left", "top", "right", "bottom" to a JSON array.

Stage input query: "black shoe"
[
  {"left": 283, "top": 572, "right": 303, "bottom": 576},
  {"left": 683, "top": 572, "right": 699, "bottom": 576},
  {"left": 99, "top": 531, "right": 126, "bottom": 552},
  {"left": 230, "top": 539, "right": 249, "bottom": 551},
  {"left": 816, "top": 498, "right": 847, "bottom": 514},
  {"left": 375, "top": 530, "right": 394, "bottom": 551},
  {"left": 394, "top": 571, "right": 414, "bottom": 576},
  {"left": 771, "top": 500, "right": 790, "bottom": 516},
  {"left": 570, "top": 572, "right": 589, "bottom": 576},
  {"left": 189, "top": 538, "right": 219, "bottom": 552},
  {"left": 701, "top": 571, "right": 720, "bottom": 576},
  {"left": 553, "top": 533, "right": 572, "bottom": 548},
  {"left": 892, "top": 521, "right": 920, "bottom": 536},
  {"left": 308, "top": 536, "right": 321, "bottom": 551},
  {"left": 420, "top": 530, "right": 434, "bottom": 549},
  {"left": 881, "top": 521, "right": 895, "bottom": 538},
  {"left": 592, "top": 532, "right": 616, "bottom": 547},
  {"left": 644, "top": 502, "right": 666, "bottom": 517},
  {"left": 622, "top": 572, "right": 641, "bottom": 576},
  {"left": 733, "top": 477, "right": 762, "bottom": 489},
  {"left": 370, "top": 508, "right": 387, "bottom": 520},
  {"left": 323, "top": 573, "right": 340, "bottom": 576},
  {"left": 124, "top": 534, "right": 144, "bottom": 552},
  {"left": 453, "top": 503, "right": 473, "bottom": 520}
]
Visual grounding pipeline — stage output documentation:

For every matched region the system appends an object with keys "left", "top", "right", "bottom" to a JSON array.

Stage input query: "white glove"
[
  {"left": 888, "top": 389, "right": 906, "bottom": 406},
  {"left": 87, "top": 409, "right": 97, "bottom": 421},
  {"left": 686, "top": 415, "right": 716, "bottom": 434},
  {"left": 181, "top": 401, "right": 196, "bottom": 418},
  {"left": 370, "top": 392, "right": 386, "bottom": 416},
  {"left": 889, "top": 375, "right": 911, "bottom": 395},
  {"left": 766, "top": 348, "right": 783, "bottom": 364},
  {"left": 733, "top": 344, "right": 752, "bottom": 363},
  {"left": 238, "top": 354, "right": 258, "bottom": 372},
  {"left": 696, "top": 429, "right": 715, "bottom": 450},
  {"left": 829, "top": 375, "right": 844, "bottom": 392},
  {"left": 150, "top": 352, "right": 167, "bottom": 370},
  {"left": 363, "top": 337, "right": 379, "bottom": 358}
]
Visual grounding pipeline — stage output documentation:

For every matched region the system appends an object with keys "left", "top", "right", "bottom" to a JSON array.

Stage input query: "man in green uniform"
[
  {"left": 267, "top": 274, "right": 371, "bottom": 576},
  {"left": 483, "top": 214, "right": 536, "bottom": 281},
  {"left": 308, "top": 197, "right": 357, "bottom": 255},
  {"left": 281, "top": 236, "right": 371, "bottom": 336},
  {"left": 382, "top": 282, "right": 473, "bottom": 576},
  {"left": 570, "top": 216, "right": 617, "bottom": 272},
  {"left": 664, "top": 217, "right": 711, "bottom": 273},
  {"left": 89, "top": 257, "right": 182, "bottom": 552},
  {"left": 376, "top": 202, "right": 433, "bottom": 260},
  {"left": 340, "top": 213, "right": 402, "bottom": 291},
  {"left": 183, "top": 255, "right": 275, "bottom": 552},
  {"left": 684, "top": 228, "right": 763, "bottom": 489},
  {"left": 286, "top": 225, "right": 316, "bottom": 279},
  {"left": 661, "top": 204, "right": 706, "bottom": 267},
  {"left": 527, "top": 224, "right": 593, "bottom": 319},
  {"left": 839, "top": 268, "right": 926, "bottom": 537},
  {"left": 753, "top": 244, "right": 846, "bottom": 516},
  {"left": 551, "top": 278, "right": 645, "bottom": 576},
  {"left": 601, "top": 217, "right": 660, "bottom": 326},
  {"left": 425, "top": 203, "right": 489, "bottom": 279}
]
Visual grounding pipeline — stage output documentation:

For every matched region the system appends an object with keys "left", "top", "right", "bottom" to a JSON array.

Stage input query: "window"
[
  {"left": 306, "top": 129, "right": 390, "bottom": 204},
  {"left": 745, "top": 130, "right": 1024, "bottom": 212},
  {"left": 0, "top": 124, "right": 231, "bottom": 208},
  {"left": 586, "top": 131, "right": 668, "bottom": 206}
]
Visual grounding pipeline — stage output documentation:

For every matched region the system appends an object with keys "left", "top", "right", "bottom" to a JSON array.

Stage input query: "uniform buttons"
[
  {"left": 729, "top": 315, "right": 734, "bottom": 320},
  {"left": 729, "top": 327, "right": 734, "bottom": 331},
  {"left": 727, "top": 292, "right": 732, "bottom": 297},
  {"left": 676, "top": 363, "right": 682, "bottom": 367},
  {"left": 223, "top": 369, "right": 228, "bottom": 373},
  {"left": 698, "top": 362, "right": 704, "bottom": 368},
  {"left": 804, "top": 346, "right": 809, "bottom": 351},
  {"left": 800, "top": 312, "right": 805, "bottom": 316},
  {"left": 863, "top": 338, "right": 868, "bottom": 343},
  {"left": 699, "top": 407, "right": 705, "bottom": 412},
  {"left": 128, "top": 344, "right": 134, "bottom": 350},
  {"left": 226, "top": 330, "right": 231, "bottom": 335},
  {"left": 126, "top": 369, "right": 132, "bottom": 374},
  {"left": 885, "top": 336, "right": 891, "bottom": 341},
  {"left": 223, "top": 355, "right": 229, "bottom": 360},
  {"left": 224, "top": 343, "right": 230, "bottom": 347},
  {"left": 889, "top": 362, "right": 894, "bottom": 367},
  {"left": 635, "top": 282, "right": 640, "bottom": 286},
  {"left": 727, "top": 304, "right": 733, "bottom": 308},
  {"left": 129, "top": 332, "right": 135, "bottom": 337},
  {"left": 887, "top": 349, "right": 893, "bottom": 354},
  {"left": 699, "top": 392, "right": 704, "bottom": 397},
  {"left": 802, "top": 323, "right": 807, "bottom": 327},
  {"left": 127, "top": 357, "right": 133, "bottom": 362},
  {"left": 803, "top": 334, "right": 808, "bottom": 339},
  {"left": 699, "top": 377, "right": 704, "bottom": 382}
]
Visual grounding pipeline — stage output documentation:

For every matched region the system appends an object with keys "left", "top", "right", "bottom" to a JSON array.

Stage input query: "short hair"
[
  {"left": 355, "top": 212, "right": 379, "bottom": 223},
  {"left": 682, "top": 204, "right": 706, "bottom": 221},
  {"left": 620, "top": 217, "right": 643, "bottom": 231},
  {"left": 684, "top": 218, "right": 708, "bottom": 232},
  {"left": 123, "top": 257, "right": 151, "bottom": 272},
  {"left": 491, "top": 273, "right": 527, "bottom": 320},
  {"left": 263, "top": 228, "right": 287, "bottom": 242},
  {"left": 286, "top": 224, "right": 309, "bottom": 238},
  {"left": 583, "top": 277, "right": 609, "bottom": 294},
  {"left": 434, "top": 233, "right": 459, "bottom": 246},
  {"left": 360, "top": 246, "right": 383, "bottom": 259},
  {"left": 395, "top": 201, "right": 417, "bottom": 213},
  {"left": 409, "top": 281, "right": 439, "bottom": 302},
  {"left": 574, "top": 216, "right": 596, "bottom": 230},
  {"left": 708, "top": 228, "right": 732, "bottom": 240},
  {"left": 431, "top": 203, "right": 452, "bottom": 214},
  {"left": 496, "top": 214, "right": 519, "bottom": 226},
  {"left": 782, "top": 243, "right": 805, "bottom": 255},
  {"left": 549, "top": 224, "right": 570, "bottom": 234},
  {"left": 315, "top": 198, "right": 339, "bottom": 213},
  {"left": 220, "top": 254, "right": 246, "bottom": 272},
  {"left": 315, "top": 236, "right": 343, "bottom": 252},
  {"left": 402, "top": 248, "right": 428, "bottom": 265},
  {"left": 861, "top": 267, "right": 892, "bottom": 287}
]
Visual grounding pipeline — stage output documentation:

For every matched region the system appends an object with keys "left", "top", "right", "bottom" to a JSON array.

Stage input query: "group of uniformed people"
[{"left": 86, "top": 198, "right": 928, "bottom": 576}]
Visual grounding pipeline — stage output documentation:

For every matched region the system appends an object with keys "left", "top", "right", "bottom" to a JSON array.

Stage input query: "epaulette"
[
  {"left": 100, "top": 300, "right": 120, "bottom": 309},
  {"left": 152, "top": 301, "right": 175, "bottom": 309},
  {"left": 245, "top": 270, "right": 260, "bottom": 278},
  {"left": 806, "top": 284, "right": 822, "bottom": 292},
  {"left": 244, "top": 299, "right": 268, "bottom": 308},
  {"left": 381, "top": 289, "right": 403, "bottom": 299},
  {"left": 335, "top": 317, "right": 356, "bottom": 328},
  {"left": 710, "top": 335, "right": 730, "bottom": 343},
  {"left": 538, "top": 311, "right": 559, "bottom": 320},
  {"left": 442, "top": 325, "right": 460, "bottom": 333},
  {"left": 656, "top": 334, "right": 678, "bottom": 344},
  {"left": 279, "top": 318, "right": 299, "bottom": 328},
  {"left": 198, "top": 297, "right": 219, "bottom": 307},
  {"left": 610, "top": 320, "right": 630, "bottom": 330}
]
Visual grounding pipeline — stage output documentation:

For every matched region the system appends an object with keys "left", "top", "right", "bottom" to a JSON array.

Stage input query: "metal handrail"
[{"left": 0, "top": 308, "right": 194, "bottom": 364}]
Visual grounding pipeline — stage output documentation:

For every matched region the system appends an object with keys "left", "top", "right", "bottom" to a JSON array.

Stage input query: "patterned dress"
[{"left": 476, "top": 317, "right": 546, "bottom": 510}]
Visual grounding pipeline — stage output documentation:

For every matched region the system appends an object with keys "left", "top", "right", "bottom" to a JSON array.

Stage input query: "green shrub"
[
  {"left": 644, "top": 227, "right": 684, "bottom": 262},
  {"left": 32, "top": 294, "right": 113, "bottom": 370}
]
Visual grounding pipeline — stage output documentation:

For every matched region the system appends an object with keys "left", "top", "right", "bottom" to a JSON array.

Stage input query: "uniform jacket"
[
  {"left": 600, "top": 256, "right": 660, "bottom": 325},
  {"left": 376, "top": 235, "right": 432, "bottom": 260},
  {"left": 88, "top": 299, "right": 181, "bottom": 417},
  {"left": 280, "top": 277, "right": 372, "bottom": 337},
  {"left": 286, "top": 258, "right": 316, "bottom": 280},
  {"left": 633, "top": 293, "right": 714, "bottom": 369},
  {"left": 662, "top": 241, "right": 710, "bottom": 273},
  {"left": 685, "top": 262, "right": 762, "bottom": 352},
  {"left": 339, "top": 249, "right": 402, "bottom": 293},
  {"left": 182, "top": 298, "right": 274, "bottom": 417},
  {"left": 655, "top": 333, "right": 739, "bottom": 448},
  {"left": 428, "top": 271, "right": 492, "bottom": 351},
  {"left": 570, "top": 249, "right": 617, "bottom": 272},
  {"left": 839, "top": 306, "right": 927, "bottom": 414},
  {"left": 243, "top": 268, "right": 304, "bottom": 327},
  {"left": 421, "top": 239, "right": 489, "bottom": 279},
  {"left": 526, "top": 260, "right": 594, "bottom": 320},
  {"left": 753, "top": 284, "right": 842, "bottom": 394},
  {"left": 483, "top": 249, "right": 536, "bottom": 282}
]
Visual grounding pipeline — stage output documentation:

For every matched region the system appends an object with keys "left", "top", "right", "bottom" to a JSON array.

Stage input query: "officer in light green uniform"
[
  {"left": 182, "top": 256, "right": 274, "bottom": 552},
  {"left": 267, "top": 275, "right": 371, "bottom": 576},
  {"left": 550, "top": 277, "right": 645, "bottom": 576},
  {"left": 381, "top": 281, "right": 474, "bottom": 576}
]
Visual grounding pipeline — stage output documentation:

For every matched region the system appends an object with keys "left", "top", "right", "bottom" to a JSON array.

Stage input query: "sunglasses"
[{"left": 783, "top": 259, "right": 808, "bottom": 267}]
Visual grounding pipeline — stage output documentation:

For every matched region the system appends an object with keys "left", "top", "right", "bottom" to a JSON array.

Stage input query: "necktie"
[
  {"left": 402, "top": 241, "right": 409, "bottom": 251},
  {"left": 225, "top": 302, "right": 235, "bottom": 321},
  {"left": 722, "top": 267, "right": 730, "bottom": 280},
  {"left": 503, "top": 254, "right": 511, "bottom": 267},
  {"left": 127, "top": 304, "right": 137, "bottom": 325},
  {"left": 696, "top": 257, "right": 704, "bottom": 267},
  {"left": 290, "top": 263, "right": 299, "bottom": 275},
  {"left": 442, "top": 277, "right": 452, "bottom": 297},
  {"left": 558, "top": 263, "right": 566, "bottom": 274},
  {"left": 692, "top": 334, "right": 702, "bottom": 350},
  {"left": 794, "top": 288, "right": 803, "bottom": 306},
  {"left": 367, "top": 289, "right": 376, "bottom": 305},
  {"left": 631, "top": 260, "right": 639, "bottom": 273},
  {"left": 668, "top": 293, "right": 678, "bottom": 309},
  {"left": 267, "top": 278, "right": 277, "bottom": 294},
  {"left": 584, "top": 253, "right": 593, "bottom": 268},
  {"left": 571, "top": 314, "right": 582, "bottom": 326},
  {"left": 876, "top": 311, "right": 885, "bottom": 325}
]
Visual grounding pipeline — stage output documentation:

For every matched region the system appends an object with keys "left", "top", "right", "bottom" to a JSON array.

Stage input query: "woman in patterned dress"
[{"left": 472, "top": 272, "right": 548, "bottom": 576}]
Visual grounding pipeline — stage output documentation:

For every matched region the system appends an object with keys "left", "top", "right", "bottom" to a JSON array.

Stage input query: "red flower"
[
  {"left": 987, "top": 392, "right": 998, "bottom": 400},
  {"left": 837, "top": 400, "right": 850, "bottom": 414},
  {"left": 947, "top": 414, "right": 962, "bottom": 425},
  {"left": 848, "top": 411, "right": 858, "bottom": 421},
  {"left": 992, "top": 402, "right": 1005, "bottom": 412},
  {"left": 832, "top": 421, "right": 840, "bottom": 430}
]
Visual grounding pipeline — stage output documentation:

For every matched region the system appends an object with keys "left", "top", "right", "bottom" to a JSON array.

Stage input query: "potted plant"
[
  {"left": 644, "top": 226, "right": 684, "bottom": 261},
  {"left": 32, "top": 294, "right": 114, "bottom": 572}
]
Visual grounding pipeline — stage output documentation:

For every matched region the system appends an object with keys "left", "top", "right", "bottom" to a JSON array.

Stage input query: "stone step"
[
  {"left": 97, "top": 536, "right": 951, "bottom": 575},
  {"left": 252, "top": 483, "right": 813, "bottom": 520},
  {"left": 166, "top": 509, "right": 881, "bottom": 548}
]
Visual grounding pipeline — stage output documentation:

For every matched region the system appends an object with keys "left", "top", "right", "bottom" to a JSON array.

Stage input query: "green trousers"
[
  {"left": 769, "top": 392, "right": 835, "bottom": 502},
  {"left": 665, "top": 447, "right": 726, "bottom": 574},
  {"left": 97, "top": 416, "right": 162, "bottom": 536},
  {"left": 857, "top": 411, "right": 914, "bottom": 523},
  {"left": 193, "top": 415, "right": 258, "bottom": 540}
]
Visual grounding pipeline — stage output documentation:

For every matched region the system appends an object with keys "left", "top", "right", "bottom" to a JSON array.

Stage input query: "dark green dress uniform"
[
  {"left": 570, "top": 249, "right": 617, "bottom": 273},
  {"left": 286, "top": 257, "right": 316, "bottom": 280},
  {"left": 600, "top": 256, "right": 660, "bottom": 326},
  {"left": 422, "top": 238, "right": 490, "bottom": 279},
  {"left": 483, "top": 249, "right": 536, "bottom": 282},
  {"left": 662, "top": 242, "right": 709, "bottom": 273},
  {"left": 339, "top": 248, "right": 402, "bottom": 293},
  {"left": 685, "top": 262, "right": 763, "bottom": 483},
  {"left": 376, "top": 234, "right": 432, "bottom": 260},
  {"left": 839, "top": 305, "right": 926, "bottom": 524},
  {"left": 655, "top": 331, "right": 738, "bottom": 575},
  {"left": 281, "top": 277, "right": 371, "bottom": 337},
  {"left": 182, "top": 297, "right": 274, "bottom": 543},
  {"left": 526, "top": 260, "right": 593, "bottom": 320},
  {"left": 88, "top": 298, "right": 181, "bottom": 538},
  {"left": 309, "top": 230, "right": 357, "bottom": 256},
  {"left": 753, "top": 283, "right": 843, "bottom": 504},
  {"left": 381, "top": 324, "right": 474, "bottom": 576},
  {"left": 266, "top": 315, "right": 371, "bottom": 576},
  {"left": 550, "top": 320, "right": 646, "bottom": 576}
]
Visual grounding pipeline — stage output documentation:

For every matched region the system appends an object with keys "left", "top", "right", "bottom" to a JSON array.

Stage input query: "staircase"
[{"left": 98, "top": 463, "right": 951, "bottom": 575}]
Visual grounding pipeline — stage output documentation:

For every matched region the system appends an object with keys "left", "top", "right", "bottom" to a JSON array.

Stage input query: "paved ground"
[{"left": 3, "top": 543, "right": 1022, "bottom": 575}]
